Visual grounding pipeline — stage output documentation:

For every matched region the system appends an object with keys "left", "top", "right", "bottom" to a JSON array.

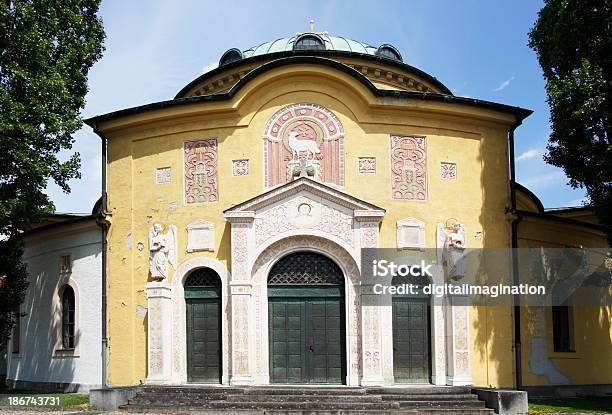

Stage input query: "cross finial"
[{"left": 309, "top": 19, "right": 314, "bottom": 32}]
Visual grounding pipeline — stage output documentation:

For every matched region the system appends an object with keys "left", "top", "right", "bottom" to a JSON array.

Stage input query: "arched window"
[
  {"left": 376, "top": 45, "right": 402, "bottom": 62},
  {"left": 294, "top": 35, "right": 325, "bottom": 51},
  {"left": 61, "top": 286, "right": 76, "bottom": 349},
  {"left": 268, "top": 252, "right": 343, "bottom": 285},
  {"left": 219, "top": 48, "right": 242, "bottom": 66},
  {"left": 184, "top": 267, "right": 221, "bottom": 288}
]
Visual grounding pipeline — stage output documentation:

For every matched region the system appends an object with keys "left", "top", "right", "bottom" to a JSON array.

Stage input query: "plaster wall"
[{"left": 6, "top": 222, "right": 102, "bottom": 391}]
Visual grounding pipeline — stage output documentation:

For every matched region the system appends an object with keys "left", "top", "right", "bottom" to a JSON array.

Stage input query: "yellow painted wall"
[
  {"left": 516, "top": 211, "right": 612, "bottom": 386},
  {"left": 101, "top": 62, "right": 525, "bottom": 387}
]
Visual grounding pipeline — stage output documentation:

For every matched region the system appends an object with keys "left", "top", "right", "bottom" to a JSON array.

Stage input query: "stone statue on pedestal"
[
  {"left": 149, "top": 223, "right": 177, "bottom": 281},
  {"left": 437, "top": 221, "right": 467, "bottom": 279}
]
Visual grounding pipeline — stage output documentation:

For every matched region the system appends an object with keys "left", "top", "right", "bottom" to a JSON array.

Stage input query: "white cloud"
[
  {"left": 517, "top": 148, "right": 541, "bottom": 161},
  {"left": 202, "top": 61, "right": 217, "bottom": 74},
  {"left": 521, "top": 171, "right": 565, "bottom": 189},
  {"left": 493, "top": 76, "right": 515, "bottom": 92}
]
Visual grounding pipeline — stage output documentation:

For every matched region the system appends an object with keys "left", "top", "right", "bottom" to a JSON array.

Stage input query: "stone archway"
[
  {"left": 146, "top": 257, "right": 230, "bottom": 385},
  {"left": 250, "top": 235, "right": 362, "bottom": 386}
]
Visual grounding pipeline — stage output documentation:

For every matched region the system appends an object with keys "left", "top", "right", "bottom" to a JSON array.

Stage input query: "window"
[
  {"left": 552, "top": 305, "right": 574, "bottom": 352},
  {"left": 60, "top": 254, "right": 71, "bottom": 273},
  {"left": 294, "top": 35, "right": 325, "bottom": 51},
  {"left": 11, "top": 309, "right": 20, "bottom": 354},
  {"left": 219, "top": 48, "right": 242, "bottom": 66},
  {"left": 61, "top": 286, "right": 76, "bottom": 349},
  {"left": 376, "top": 45, "right": 402, "bottom": 61}
]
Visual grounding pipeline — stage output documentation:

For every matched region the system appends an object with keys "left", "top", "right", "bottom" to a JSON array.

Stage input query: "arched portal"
[
  {"left": 184, "top": 267, "right": 222, "bottom": 383},
  {"left": 267, "top": 251, "right": 346, "bottom": 384}
]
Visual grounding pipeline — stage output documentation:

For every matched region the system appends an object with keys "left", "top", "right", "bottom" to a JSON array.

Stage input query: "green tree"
[
  {"left": 529, "top": 0, "right": 612, "bottom": 243},
  {"left": 0, "top": 0, "right": 104, "bottom": 342}
]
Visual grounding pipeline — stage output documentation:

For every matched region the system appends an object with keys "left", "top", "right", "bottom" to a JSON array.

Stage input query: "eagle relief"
[{"left": 263, "top": 103, "right": 344, "bottom": 188}]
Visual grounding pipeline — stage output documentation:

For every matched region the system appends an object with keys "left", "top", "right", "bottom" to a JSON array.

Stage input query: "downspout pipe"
[
  {"left": 508, "top": 119, "right": 524, "bottom": 390},
  {"left": 93, "top": 122, "right": 110, "bottom": 389}
]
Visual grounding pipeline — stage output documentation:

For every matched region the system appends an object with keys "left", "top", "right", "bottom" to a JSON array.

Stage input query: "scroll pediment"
[
  {"left": 223, "top": 177, "right": 385, "bottom": 219},
  {"left": 224, "top": 178, "right": 384, "bottom": 248}
]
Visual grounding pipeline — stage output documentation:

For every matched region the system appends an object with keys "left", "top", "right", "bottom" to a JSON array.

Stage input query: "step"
[
  {"left": 397, "top": 400, "right": 486, "bottom": 409},
  {"left": 381, "top": 394, "right": 479, "bottom": 401},
  {"left": 122, "top": 407, "right": 423, "bottom": 415},
  {"left": 242, "top": 387, "right": 369, "bottom": 396},
  {"left": 366, "top": 386, "right": 472, "bottom": 395},
  {"left": 223, "top": 394, "right": 384, "bottom": 403},
  {"left": 196, "top": 401, "right": 401, "bottom": 410}
]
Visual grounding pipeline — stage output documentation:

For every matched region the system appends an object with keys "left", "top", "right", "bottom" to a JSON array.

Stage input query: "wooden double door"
[
  {"left": 186, "top": 298, "right": 221, "bottom": 383},
  {"left": 392, "top": 296, "right": 431, "bottom": 383},
  {"left": 185, "top": 268, "right": 222, "bottom": 383},
  {"left": 269, "top": 292, "right": 345, "bottom": 384}
]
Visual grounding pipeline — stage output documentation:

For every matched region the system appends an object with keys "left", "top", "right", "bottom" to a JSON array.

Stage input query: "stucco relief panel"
[
  {"left": 253, "top": 196, "right": 354, "bottom": 248},
  {"left": 231, "top": 224, "right": 249, "bottom": 279},
  {"left": 184, "top": 138, "right": 218, "bottom": 204},
  {"left": 263, "top": 103, "right": 344, "bottom": 188},
  {"left": 390, "top": 135, "right": 427, "bottom": 200}
]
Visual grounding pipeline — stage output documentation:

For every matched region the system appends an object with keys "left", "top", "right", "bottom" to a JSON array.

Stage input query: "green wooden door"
[
  {"left": 269, "top": 293, "right": 345, "bottom": 384},
  {"left": 392, "top": 297, "right": 430, "bottom": 383},
  {"left": 186, "top": 295, "right": 221, "bottom": 383},
  {"left": 269, "top": 298, "right": 307, "bottom": 383},
  {"left": 308, "top": 298, "right": 343, "bottom": 383}
]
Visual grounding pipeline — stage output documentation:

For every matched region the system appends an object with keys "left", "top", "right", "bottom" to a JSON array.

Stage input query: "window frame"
[
  {"left": 376, "top": 44, "right": 403, "bottom": 62},
  {"left": 552, "top": 304, "right": 575, "bottom": 353},
  {"left": 219, "top": 48, "right": 243, "bottom": 66},
  {"left": 54, "top": 280, "right": 80, "bottom": 357},
  {"left": 61, "top": 285, "right": 76, "bottom": 350},
  {"left": 293, "top": 34, "right": 326, "bottom": 51}
]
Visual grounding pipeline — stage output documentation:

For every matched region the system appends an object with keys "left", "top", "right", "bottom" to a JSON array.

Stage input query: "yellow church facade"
[{"left": 87, "top": 33, "right": 611, "bottom": 392}]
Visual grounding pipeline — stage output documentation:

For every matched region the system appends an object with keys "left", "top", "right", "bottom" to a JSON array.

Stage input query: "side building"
[{"left": 5, "top": 209, "right": 102, "bottom": 392}]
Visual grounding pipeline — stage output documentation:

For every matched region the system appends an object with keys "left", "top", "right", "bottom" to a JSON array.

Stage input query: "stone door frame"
[{"left": 250, "top": 236, "right": 361, "bottom": 385}]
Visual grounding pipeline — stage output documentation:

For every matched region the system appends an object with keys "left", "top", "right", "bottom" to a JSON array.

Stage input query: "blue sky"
[{"left": 47, "top": 0, "right": 587, "bottom": 213}]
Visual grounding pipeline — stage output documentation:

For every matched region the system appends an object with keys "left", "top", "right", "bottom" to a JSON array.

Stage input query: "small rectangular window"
[
  {"left": 11, "top": 310, "right": 20, "bottom": 354},
  {"left": 552, "top": 305, "right": 574, "bottom": 352},
  {"left": 60, "top": 255, "right": 71, "bottom": 273}
]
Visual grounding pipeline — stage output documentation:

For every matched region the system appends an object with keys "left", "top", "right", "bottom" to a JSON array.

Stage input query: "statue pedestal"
[
  {"left": 146, "top": 281, "right": 173, "bottom": 384},
  {"left": 287, "top": 159, "right": 321, "bottom": 181},
  {"left": 446, "top": 294, "right": 472, "bottom": 385}
]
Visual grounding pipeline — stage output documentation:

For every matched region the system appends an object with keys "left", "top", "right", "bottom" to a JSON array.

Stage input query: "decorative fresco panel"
[
  {"left": 390, "top": 135, "right": 427, "bottom": 200},
  {"left": 358, "top": 157, "right": 376, "bottom": 174},
  {"left": 440, "top": 161, "right": 457, "bottom": 180},
  {"left": 263, "top": 103, "right": 344, "bottom": 188},
  {"left": 232, "top": 159, "right": 249, "bottom": 176},
  {"left": 184, "top": 139, "right": 218, "bottom": 204}
]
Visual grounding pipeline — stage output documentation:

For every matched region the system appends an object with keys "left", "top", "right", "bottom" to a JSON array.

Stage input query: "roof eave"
[
  {"left": 85, "top": 56, "right": 532, "bottom": 129},
  {"left": 174, "top": 49, "right": 454, "bottom": 98}
]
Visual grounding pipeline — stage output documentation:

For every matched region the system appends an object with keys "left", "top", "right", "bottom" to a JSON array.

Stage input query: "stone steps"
[{"left": 120, "top": 385, "right": 494, "bottom": 415}]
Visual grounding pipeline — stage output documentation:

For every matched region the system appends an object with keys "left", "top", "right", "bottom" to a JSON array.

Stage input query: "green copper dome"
[
  {"left": 214, "top": 33, "right": 404, "bottom": 66},
  {"left": 243, "top": 33, "right": 380, "bottom": 57}
]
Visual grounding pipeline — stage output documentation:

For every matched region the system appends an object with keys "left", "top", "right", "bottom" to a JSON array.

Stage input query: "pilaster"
[
  {"left": 146, "top": 282, "right": 173, "bottom": 384},
  {"left": 446, "top": 294, "right": 472, "bottom": 385}
]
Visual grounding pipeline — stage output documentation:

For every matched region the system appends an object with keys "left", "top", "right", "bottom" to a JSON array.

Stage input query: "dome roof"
[{"left": 239, "top": 33, "right": 398, "bottom": 60}]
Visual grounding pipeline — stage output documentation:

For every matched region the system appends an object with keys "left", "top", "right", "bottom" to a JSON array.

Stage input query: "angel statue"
[
  {"left": 149, "top": 223, "right": 177, "bottom": 281},
  {"left": 437, "top": 221, "right": 467, "bottom": 279}
]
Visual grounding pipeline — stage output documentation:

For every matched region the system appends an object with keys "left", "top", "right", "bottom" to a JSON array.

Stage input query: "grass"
[{"left": 529, "top": 397, "right": 612, "bottom": 414}]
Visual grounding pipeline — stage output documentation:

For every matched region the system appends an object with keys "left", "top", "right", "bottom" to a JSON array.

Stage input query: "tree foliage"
[
  {"left": 529, "top": 0, "right": 612, "bottom": 243},
  {"left": 0, "top": 0, "right": 104, "bottom": 342}
]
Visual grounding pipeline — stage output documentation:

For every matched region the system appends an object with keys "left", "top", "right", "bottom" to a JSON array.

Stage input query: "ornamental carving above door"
[{"left": 263, "top": 103, "right": 344, "bottom": 188}]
